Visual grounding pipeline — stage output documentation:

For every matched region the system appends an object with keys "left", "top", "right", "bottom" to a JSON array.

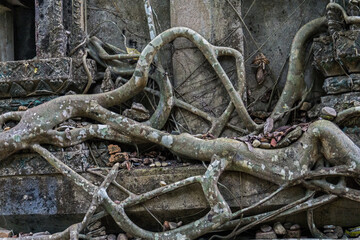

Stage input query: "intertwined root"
[{"left": 1, "top": 26, "right": 360, "bottom": 239}]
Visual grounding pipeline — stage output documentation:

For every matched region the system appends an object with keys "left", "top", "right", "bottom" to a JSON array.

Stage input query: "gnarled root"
[{"left": 0, "top": 25, "right": 360, "bottom": 239}]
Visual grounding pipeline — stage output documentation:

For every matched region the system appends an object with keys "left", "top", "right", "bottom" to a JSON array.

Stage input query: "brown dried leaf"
[
  {"left": 108, "top": 144, "right": 121, "bottom": 155},
  {"left": 270, "top": 138, "right": 277, "bottom": 147},
  {"left": 125, "top": 161, "right": 131, "bottom": 171},
  {"left": 163, "top": 221, "right": 170, "bottom": 231},
  {"left": 256, "top": 68, "right": 265, "bottom": 85},
  {"left": 18, "top": 106, "right": 28, "bottom": 111},
  {"left": 109, "top": 152, "right": 129, "bottom": 163}
]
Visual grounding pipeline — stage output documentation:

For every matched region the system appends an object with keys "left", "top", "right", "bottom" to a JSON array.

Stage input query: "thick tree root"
[{"left": 1, "top": 25, "right": 360, "bottom": 239}]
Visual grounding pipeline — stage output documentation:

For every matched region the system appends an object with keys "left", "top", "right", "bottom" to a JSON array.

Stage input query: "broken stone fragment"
[
  {"left": 285, "top": 224, "right": 301, "bottom": 238},
  {"left": 155, "top": 161, "right": 162, "bottom": 167},
  {"left": 252, "top": 139, "right": 261, "bottom": 148},
  {"left": 273, "top": 222, "right": 286, "bottom": 235},
  {"left": 107, "top": 234, "right": 116, "bottom": 240},
  {"left": 283, "top": 222, "right": 292, "bottom": 230},
  {"left": 321, "top": 107, "right": 337, "bottom": 120},
  {"left": 300, "top": 101, "right": 312, "bottom": 111},
  {"left": 335, "top": 226, "right": 344, "bottom": 238},
  {"left": 116, "top": 233, "right": 128, "bottom": 240},
  {"left": 324, "top": 224, "right": 336, "bottom": 230},
  {"left": 0, "top": 227, "right": 12, "bottom": 238},
  {"left": 18, "top": 105, "right": 28, "bottom": 111},
  {"left": 123, "top": 102, "right": 150, "bottom": 121},
  {"left": 260, "top": 225, "right": 272, "bottom": 232},
  {"left": 326, "top": 232, "right": 338, "bottom": 238},
  {"left": 168, "top": 221, "right": 178, "bottom": 230},
  {"left": 290, "top": 224, "right": 300, "bottom": 230},
  {"left": 255, "top": 230, "right": 277, "bottom": 239},
  {"left": 160, "top": 180, "right": 167, "bottom": 186},
  {"left": 324, "top": 229, "right": 335, "bottom": 233},
  {"left": 260, "top": 142, "right": 271, "bottom": 149},
  {"left": 277, "top": 126, "right": 303, "bottom": 148},
  {"left": 285, "top": 229, "right": 301, "bottom": 238}
]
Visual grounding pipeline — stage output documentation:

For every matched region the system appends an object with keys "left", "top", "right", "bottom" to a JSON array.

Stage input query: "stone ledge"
[{"left": 0, "top": 57, "right": 96, "bottom": 98}]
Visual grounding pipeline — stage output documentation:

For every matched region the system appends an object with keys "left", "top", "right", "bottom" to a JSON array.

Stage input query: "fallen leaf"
[
  {"left": 163, "top": 221, "right": 170, "bottom": 231},
  {"left": 109, "top": 152, "right": 129, "bottom": 163},
  {"left": 125, "top": 161, "right": 131, "bottom": 170},
  {"left": 256, "top": 68, "right": 265, "bottom": 85},
  {"left": 18, "top": 106, "right": 28, "bottom": 111},
  {"left": 108, "top": 144, "right": 121, "bottom": 154},
  {"left": 270, "top": 138, "right": 277, "bottom": 147}
]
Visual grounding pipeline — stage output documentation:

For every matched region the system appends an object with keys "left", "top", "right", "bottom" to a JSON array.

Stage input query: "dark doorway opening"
[{"left": 13, "top": 1, "right": 36, "bottom": 60}]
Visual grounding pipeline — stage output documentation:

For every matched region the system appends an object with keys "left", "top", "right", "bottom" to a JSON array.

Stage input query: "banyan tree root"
[
  {"left": 8, "top": 118, "right": 360, "bottom": 239},
  {"left": 9, "top": 121, "right": 360, "bottom": 240},
  {"left": 0, "top": 25, "right": 360, "bottom": 239},
  {"left": 4, "top": 110, "right": 360, "bottom": 239}
]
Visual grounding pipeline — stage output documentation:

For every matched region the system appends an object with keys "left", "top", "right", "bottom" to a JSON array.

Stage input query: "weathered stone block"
[
  {"left": 308, "top": 92, "right": 360, "bottom": 120},
  {"left": 0, "top": 57, "right": 96, "bottom": 98},
  {"left": 35, "top": 0, "right": 66, "bottom": 58},
  {"left": 323, "top": 74, "right": 360, "bottom": 94},
  {"left": 313, "top": 31, "right": 360, "bottom": 78},
  {"left": 0, "top": 96, "right": 55, "bottom": 114}
]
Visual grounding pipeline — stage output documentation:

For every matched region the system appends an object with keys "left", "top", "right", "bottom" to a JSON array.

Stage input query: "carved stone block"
[
  {"left": 0, "top": 57, "right": 96, "bottom": 99},
  {"left": 323, "top": 74, "right": 360, "bottom": 94},
  {"left": 35, "top": 0, "right": 66, "bottom": 58},
  {"left": 313, "top": 31, "right": 360, "bottom": 77},
  {"left": 0, "top": 96, "right": 56, "bottom": 114}
]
